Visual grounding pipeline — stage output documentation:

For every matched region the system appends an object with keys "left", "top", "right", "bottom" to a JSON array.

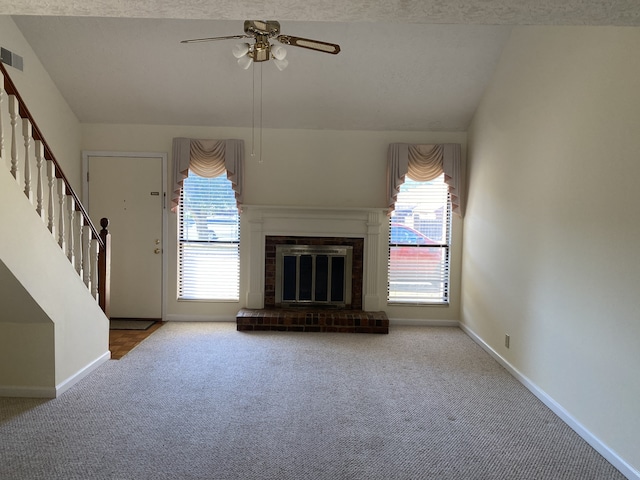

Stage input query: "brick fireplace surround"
[{"left": 236, "top": 237, "right": 388, "bottom": 334}]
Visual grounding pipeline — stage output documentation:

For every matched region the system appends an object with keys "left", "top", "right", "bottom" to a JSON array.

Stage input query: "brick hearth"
[
  {"left": 237, "top": 235, "right": 388, "bottom": 334},
  {"left": 236, "top": 308, "right": 389, "bottom": 334}
]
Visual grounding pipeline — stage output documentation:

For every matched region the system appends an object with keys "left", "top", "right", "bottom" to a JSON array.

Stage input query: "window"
[
  {"left": 178, "top": 171, "right": 240, "bottom": 300},
  {"left": 388, "top": 173, "right": 451, "bottom": 304}
]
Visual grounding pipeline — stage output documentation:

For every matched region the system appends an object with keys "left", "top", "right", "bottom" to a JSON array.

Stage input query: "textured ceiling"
[
  {"left": 4, "top": 1, "right": 640, "bottom": 131},
  {"left": 2, "top": 0, "right": 640, "bottom": 25}
]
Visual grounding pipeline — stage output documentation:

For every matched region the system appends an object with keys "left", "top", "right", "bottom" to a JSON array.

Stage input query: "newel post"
[{"left": 98, "top": 217, "right": 111, "bottom": 319}]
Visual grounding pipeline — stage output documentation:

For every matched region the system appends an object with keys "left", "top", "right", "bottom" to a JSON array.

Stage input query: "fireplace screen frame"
[{"left": 275, "top": 245, "right": 353, "bottom": 307}]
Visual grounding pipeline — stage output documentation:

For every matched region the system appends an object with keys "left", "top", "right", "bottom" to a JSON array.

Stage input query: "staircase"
[{"left": 0, "top": 62, "right": 111, "bottom": 398}]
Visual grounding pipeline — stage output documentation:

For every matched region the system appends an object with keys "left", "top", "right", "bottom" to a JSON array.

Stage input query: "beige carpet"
[{"left": 0, "top": 323, "right": 625, "bottom": 479}]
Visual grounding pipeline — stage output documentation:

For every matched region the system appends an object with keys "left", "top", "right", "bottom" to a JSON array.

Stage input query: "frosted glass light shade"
[
  {"left": 237, "top": 55, "right": 253, "bottom": 70},
  {"left": 232, "top": 43, "right": 250, "bottom": 59},
  {"left": 271, "top": 45, "right": 287, "bottom": 60},
  {"left": 273, "top": 58, "right": 289, "bottom": 71}
]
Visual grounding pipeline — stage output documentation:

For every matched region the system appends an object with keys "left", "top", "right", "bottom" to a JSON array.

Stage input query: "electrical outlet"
[{"left": 505, "top": 334, "right": 510, "bottom": 349}]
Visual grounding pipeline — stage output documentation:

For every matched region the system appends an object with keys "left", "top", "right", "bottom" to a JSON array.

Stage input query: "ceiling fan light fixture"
[
  {"left": 273, "top": 58, "right": 289, "bottom": 71},
  {"left": 271, "top": 45, "right": 287, "bottom": 60},
  {"left": 182, "top": 20, "right": 342, "bottom": 162},
  {"left": 237, "top": 55, "right": 253, "bottom": 69},
  {"left": 232, "top": 43, "right": 250, "bottom": 59}
]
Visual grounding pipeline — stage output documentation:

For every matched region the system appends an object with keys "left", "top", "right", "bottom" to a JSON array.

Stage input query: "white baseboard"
[
  {"left": 164, "top": 315, "right": 236, "bottom": 322},
  {"left": 166, "top": 316, "right": 459, "bottom": 327},
  {"left": 389, "top": 318, "right": 460, "bottom": 327},
  {"left": 55, "top": 350, "right": 111, "bottom": 397},
  {"left": 459, "top": 323, "right": 639, "bottom": 480},
  {"left": 0, "top": 351, "right": 111, "bottom": 399},
  {"left": 0, "top": 384, "right": 57, "bottom": 398}
]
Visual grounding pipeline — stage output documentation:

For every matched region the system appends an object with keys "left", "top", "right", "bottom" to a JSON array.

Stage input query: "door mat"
[{"left": 110, "top": 319, "right": 156, "bottom": 331}]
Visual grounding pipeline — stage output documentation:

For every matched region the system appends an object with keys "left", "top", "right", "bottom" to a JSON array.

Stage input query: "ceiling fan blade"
[
  {"left": 181, "top": 34, "right": 251, "bottom": 44},
  {"left": 277, "top": 35, "right": 341, "bottom": 55}
]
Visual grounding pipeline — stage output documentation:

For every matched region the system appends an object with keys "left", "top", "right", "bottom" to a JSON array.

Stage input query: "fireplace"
[
  {"left": 276, "top": 244, "right": 353, "bottom": 307},
  {"left": 264, "top": 236, "right": 363, "bottom": 310},
  {"left": 236, "top": 206, "right": 388, "bottom": 333}
]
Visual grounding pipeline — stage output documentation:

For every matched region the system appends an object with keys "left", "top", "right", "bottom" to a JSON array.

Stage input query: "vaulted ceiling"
[{"left": 3, "top": 1, "right": 638, "bottom": 131}]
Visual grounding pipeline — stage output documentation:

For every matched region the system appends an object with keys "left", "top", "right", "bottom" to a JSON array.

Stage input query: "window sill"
[
  {"left": 387, "top": 301, "right": 450, "bottom": 307},
  {"left": 177, "top": 298, "right": 240, "bottom": 303}
]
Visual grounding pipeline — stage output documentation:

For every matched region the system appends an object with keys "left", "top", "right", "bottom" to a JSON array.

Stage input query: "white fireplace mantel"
[{"left": 242, "top": 205, "right": 386, "bottom": 311}]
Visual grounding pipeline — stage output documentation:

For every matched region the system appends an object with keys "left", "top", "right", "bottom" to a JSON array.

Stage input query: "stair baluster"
[
  {"left": 66, "top": 195, "right": 75, "bottom": 263},
  {"left": 35, "top": 140, "right": 45, "bottom": 219},
  {"left": 22, "top": 118, "right": 32, "bottom": 202},
  {"left": 46, "top": 159, "right": 56, "bottom": 233},
  {"left": 82, "top": 225, "right": 91, "bottom": 287},
  {"left": 91, "top": 238, "right": 99, "bottom": 299},
  {"left": 9, "top": 94, "right": 18, "bottom": 180},
  {"left": 57, "top": 178, "right": 66, "bottom": 249},
  {"left": 74, "top": 210, "right": 83, "bottom": 275}
]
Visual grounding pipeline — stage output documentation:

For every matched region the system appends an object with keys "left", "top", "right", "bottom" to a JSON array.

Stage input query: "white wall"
[
  {"left": 81, "top": 124, "right": 465, "bottom": 322},
  {"left": 464, "top": 26, "right": 640, "bottom": 475},
  {"left": 0, "top": 260, "right": 55, "bottom": 389},
  {"left": 0, "top": 16, "right": 83, "bottom": 189},
  {"left": 0, "top": 166, "right": 109, "bottom": 396}
]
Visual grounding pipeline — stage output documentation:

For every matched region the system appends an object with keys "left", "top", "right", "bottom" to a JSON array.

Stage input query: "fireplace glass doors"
[{"left": 275, "top": 245, "right": 353, "bottom": 307}]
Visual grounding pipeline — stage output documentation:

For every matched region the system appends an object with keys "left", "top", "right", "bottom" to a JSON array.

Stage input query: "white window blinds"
[
  {"left": 178, "top": 172, "right": 240, "bottom": 301},
  {"left": 388, "top": 174, "right": 451, "bottom": 304}
]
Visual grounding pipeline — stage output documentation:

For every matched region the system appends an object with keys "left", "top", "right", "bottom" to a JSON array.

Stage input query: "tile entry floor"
[{"left": 109, "top": 322, "right": 164, "bottom": 360}]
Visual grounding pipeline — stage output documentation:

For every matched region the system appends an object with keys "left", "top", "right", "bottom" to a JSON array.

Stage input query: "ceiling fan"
[{"left": 181, "top": 20, "right": 341, "bottom": 70}]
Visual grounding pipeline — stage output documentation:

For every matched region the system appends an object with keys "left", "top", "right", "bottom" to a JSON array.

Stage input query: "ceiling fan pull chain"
[
  {"left": 259, "top": 62, "right": 263, "bottom": 164},
  {"left": 251, "top": 60, "right": 256, "bottom": 158}
]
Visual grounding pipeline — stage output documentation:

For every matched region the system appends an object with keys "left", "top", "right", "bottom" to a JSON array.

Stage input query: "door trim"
[{"left": 82, "top": 150, "right": 168, "bottom": 322}]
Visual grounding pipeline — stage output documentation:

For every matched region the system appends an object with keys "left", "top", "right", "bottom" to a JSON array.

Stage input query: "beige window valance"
[
  {"left": 387, "top": 143, "right": 464, "bottom": 216},
  {"left": 171, "top": 138, "right": 244, "bottom": 211}
]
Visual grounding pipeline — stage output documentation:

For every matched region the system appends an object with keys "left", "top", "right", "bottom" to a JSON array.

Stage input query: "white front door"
[{"left": 85, "top": 154, "right": 165, "bottom": 319}]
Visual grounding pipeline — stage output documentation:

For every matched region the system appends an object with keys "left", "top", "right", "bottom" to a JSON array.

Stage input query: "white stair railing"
[{"left": 1, "top": 62, "right": 111, "bottom": 317}]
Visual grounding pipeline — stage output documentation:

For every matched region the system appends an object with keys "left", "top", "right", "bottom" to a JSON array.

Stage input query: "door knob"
[{"left": 154, "top": 248, "right": 161, "bottom": 254}]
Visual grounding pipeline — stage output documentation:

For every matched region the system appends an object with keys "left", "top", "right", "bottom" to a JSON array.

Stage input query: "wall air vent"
[{"left": 1, "top": 48, "right": 23, "bottom": 71}]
